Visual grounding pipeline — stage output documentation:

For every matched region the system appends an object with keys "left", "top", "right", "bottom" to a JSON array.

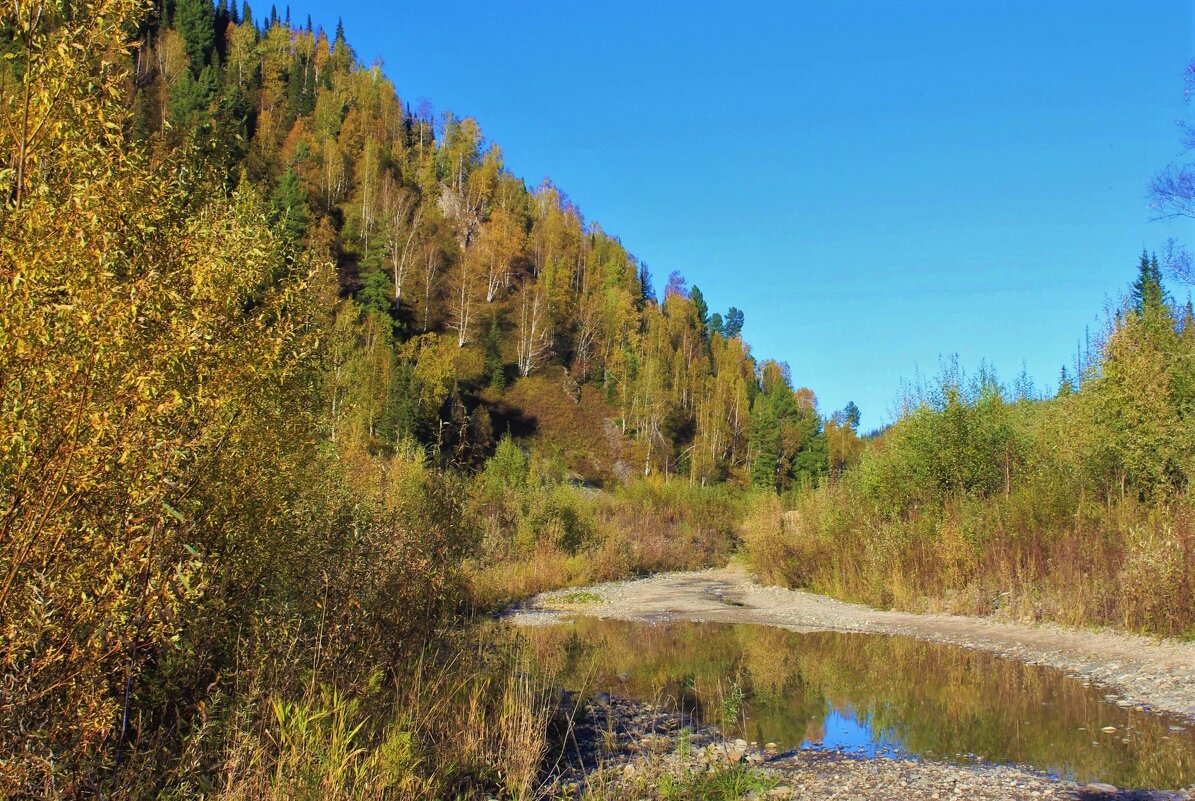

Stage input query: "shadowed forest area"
[{"left": 2, "top": 0, "right": 1194, "bottom": 798}]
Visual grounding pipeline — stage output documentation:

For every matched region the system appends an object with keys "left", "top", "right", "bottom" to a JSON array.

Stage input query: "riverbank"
[
  {"left": 548, "top": 694, "right": 1195, "bottom": 801},
  {"left": 507, "top": 567, "right": 1195, "bottom": 723}
]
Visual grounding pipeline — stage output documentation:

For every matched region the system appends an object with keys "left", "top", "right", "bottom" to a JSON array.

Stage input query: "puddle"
[{"left": 520, "top": 618, "right": 1195, "bottom": 789}]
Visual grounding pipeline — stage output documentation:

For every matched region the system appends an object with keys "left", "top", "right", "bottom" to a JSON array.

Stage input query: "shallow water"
[{"left": 521, "top": 618, "right": 1195, "bottom": 789}]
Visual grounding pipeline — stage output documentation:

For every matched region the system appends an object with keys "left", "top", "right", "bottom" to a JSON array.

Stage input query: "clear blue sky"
[{"left": 309, "top": 0, "right": 1194, "bottom": 430}]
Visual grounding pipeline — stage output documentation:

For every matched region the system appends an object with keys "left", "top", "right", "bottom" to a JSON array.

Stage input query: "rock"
[
  {"left": 1099, "top": 726, "right": 1117, "bottom": 733},
  {"left": 724, "top": 747, "right": 746, "bottom": 764},
  {"left": 593, "top": 691, "right": 611, "bottom": 705},
  {"left": 1084, "top": 782, "right": 1118, "bottom": 793},
  {"left": 765, "top": 741, "right": 779, "bottom": 751},
  {"left": 747, "top": 752, "right": 765, "bottom": 765}
]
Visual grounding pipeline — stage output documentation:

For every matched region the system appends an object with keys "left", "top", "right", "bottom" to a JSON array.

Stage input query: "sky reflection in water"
[{"left": 521, "top": 618, "right": 1195, "bottom": 789}]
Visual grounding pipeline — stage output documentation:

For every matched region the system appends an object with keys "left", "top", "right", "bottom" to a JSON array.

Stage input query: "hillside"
[
  {"left": 4, "top": 2, "right": 1195, "bottom": 799},
  {"left": 115, "top": 0, "right": 847, "bottom": 489}
]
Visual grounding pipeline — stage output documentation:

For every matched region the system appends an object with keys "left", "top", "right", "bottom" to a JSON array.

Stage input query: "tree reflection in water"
[{"left": 521, "top": 618, "right": 1195, "bottom": 789}]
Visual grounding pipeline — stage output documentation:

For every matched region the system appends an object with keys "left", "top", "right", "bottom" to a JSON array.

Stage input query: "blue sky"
[{"left": 310, "top": 0, "right": 1194, "bottom": 430}]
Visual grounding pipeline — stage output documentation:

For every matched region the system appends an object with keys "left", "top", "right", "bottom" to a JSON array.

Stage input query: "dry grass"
[
  {"left": 466, "top": 480, "right": 743, "bottom": 608},
  {"left": 744, "top": 485, "right": 1195, "bottom": 637},
  {"left": 209, "top": 629, "right": 556, "bottom": 801}
]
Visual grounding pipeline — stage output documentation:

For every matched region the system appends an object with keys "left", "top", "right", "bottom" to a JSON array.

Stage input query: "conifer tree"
[
  {"left": 269, "top": 170, "right": 310, "bottom": 243},
  {"left": 1056, "top": 365, "right": 1075, "bottom": 397},
  {"left": 723, "top": 307, "right": 744, "bottom": 338},
  {"left": 1131, "top": 249, "right": 1168, "bottom": 314},
  {"left": 484, "top": 315, "right": 505, "bottom": 389},
  {"left": 843, "top": 400, "right": 861, "bottom": 429},
  {"left": 175, "top": 0, "right": 216, "bottom": 73},
  {"left": 690, "top": 284, "right": 709, "bottom": 334}
]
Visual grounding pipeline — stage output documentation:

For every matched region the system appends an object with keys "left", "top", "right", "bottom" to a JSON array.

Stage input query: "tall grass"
[
  {"left": 199, "top": 629, "right": 555, "bottom": 801},
  {"left": 743, "top": 482, "right": 1195, "bottom": 636},
  {"left": 746, "top": 332, "right": 1195, "bottom": 639},
  {"left": 466, "top": 473, "right": 745, "bottom": 608}
]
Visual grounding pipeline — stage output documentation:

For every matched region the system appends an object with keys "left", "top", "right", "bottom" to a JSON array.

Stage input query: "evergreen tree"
[
  {"left": 167, "top": 64, "right": 215, "bottom": 129},
  {"left": 484, "top": 315, "right": 505, "bottom": 389},
  {"left": 268, "top": 170, "right": 310, "bottom": 243},
  {"left": 1131, "top": 249, "right": 1168, "bottom": 315},
  {"left": 843, "top": 401, "right": 861, "bottom": 429},
  {"left": 1056, "top": 365, "right": 1075, "bottom": 397},
  {"left": 287, "top": 53, "right": 316, "bottom": 116},
  {"left": 175, "top": 0, "right": 216, "bottom": 74},
  {"left": 723, "top": 307, "right": 744, "bottom": 338},
  {"left": 269, "top": 4, "right": 278, "bottom": 28},
  {"left": 359, "top": 269, "right": 395, "bottom": 319},
  {"left": 240, "top": 0, "right": 251, "bottom": 25},
  {"left": 749, "top": 401, "right": 781, "bottom": 489},
  {"left": 638, "top": 262, "right": 656, "bottom": 303},
  {"left": 690, "top": 284, "right": 709, "bottom": 336},
  {"left": 708, "top": 311, "right": 724, "bottom": 337},
  {"left": 334, "top": 16, "right": 346, "bottom": 46},
  {"left": 749, "top": 362, "right": 826, "bottom": 491}
]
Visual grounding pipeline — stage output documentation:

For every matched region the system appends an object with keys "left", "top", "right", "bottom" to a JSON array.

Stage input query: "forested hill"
[{"left": 128, "top": 0, "right": 856, "bottom": 489}]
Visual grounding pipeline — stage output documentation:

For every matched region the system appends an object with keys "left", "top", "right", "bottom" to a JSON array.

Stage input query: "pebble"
[{"left": 537, "top": 693, "right": 1195, "bottom": 801}]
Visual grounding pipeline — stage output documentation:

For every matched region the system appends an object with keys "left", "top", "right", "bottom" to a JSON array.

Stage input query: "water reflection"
[{"left": 521, "top": 618, "right": 1195, "bottom": 789}]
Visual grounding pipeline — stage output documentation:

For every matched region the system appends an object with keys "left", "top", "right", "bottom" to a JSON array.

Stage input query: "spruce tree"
[
  {"left": 334, "top": 16, "right": 346, "bottom": 45},
  {"left": 167, "top": 65, "right": 215, "bottom": 129},
  {"left": 1056, "top": 366, "right": 1075, "bottom": 397},
  {"left": 1131, "top": 249, "right": 1168, "bottom": 314},
  {"left": 269, "top": 170, "right": 310, "bottom": 244},
  {"left": 175, "top": 0, "right": 215, "bottom": 74}
]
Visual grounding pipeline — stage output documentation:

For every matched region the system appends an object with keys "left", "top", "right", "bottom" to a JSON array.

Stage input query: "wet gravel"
[{"left": 545, "top": 695, "right": 1195, "bottom": 801}]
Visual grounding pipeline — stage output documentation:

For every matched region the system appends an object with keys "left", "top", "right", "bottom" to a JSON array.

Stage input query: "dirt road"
[{"left": 507, "top": 566, "right": 1195, "bottom": 722}]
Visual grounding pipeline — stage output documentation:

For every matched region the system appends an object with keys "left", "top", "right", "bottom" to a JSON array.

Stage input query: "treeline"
[
  {"left": 747, "top": 253, "right": 1195, "bottom": 636},
  {"left": 124, "top": 0, "right": 859, "bottom": 488}
]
